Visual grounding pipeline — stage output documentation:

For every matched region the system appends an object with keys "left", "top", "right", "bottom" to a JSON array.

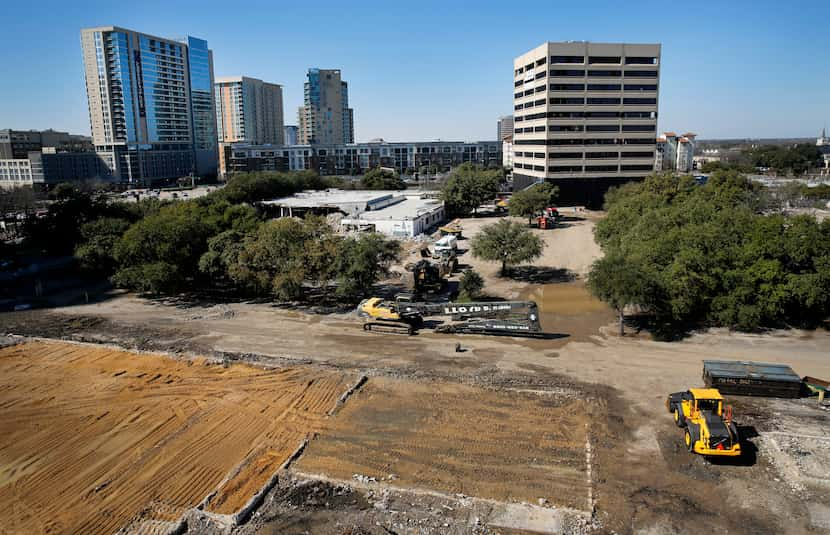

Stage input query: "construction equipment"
[
  {"left": 702, "top": 360, "right": 802, "bottom": 398},
  {"left": 357, "top": 295, "right": 543, "bottom": 337},
  {"left": 665, "top": 388, "right": 741, "bottom": 457},
  {"left": 536, "top": 207, "right": 561, "bottom": 229},
  {"left": 438, "top": 218, "right": 463, "bottom": 237}
]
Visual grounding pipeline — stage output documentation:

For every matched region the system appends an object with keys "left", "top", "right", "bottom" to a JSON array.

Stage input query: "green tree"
[
  {"left": 458, "top": 269, "right": 484, "bottom": 300},
  {"left": 471, "top": 219, "right": 544, "bottom": 276},
  {"left": 217, "top": 170, "right": 334, "bottom": 204},
  {"left": 360, "top": 167, "right": 406, "bottom": 190},
  {"left": 74, "top": 218, "right": 131, "bottom": 274},
  {"left": 334, "top": 233, "right": 401, "bottom": 301},
  {"left": 587, "top": 252, "right": 652, "bottom": 336},
  {"left": 508, "top": 182, "right": 559, "bottom": 224},
  {"left": 441, "top": 163, "right": 502, "bottom": 216}
]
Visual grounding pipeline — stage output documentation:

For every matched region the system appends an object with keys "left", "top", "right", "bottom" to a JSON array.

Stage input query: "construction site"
[{"left": 1, "top": 210, "right": 829, "bottom": 534}]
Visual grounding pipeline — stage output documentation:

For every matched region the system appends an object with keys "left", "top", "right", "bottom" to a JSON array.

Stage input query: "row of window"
[
  {"left": 515, "top": 151, "right": 654, "bottom": 159},
  {"left": 515, "top": 56, "right": 657, "bottom": 74},
  {"left": 516, "top": 73, "right": 657, "bottom": 87},
  {"left": 513, "top": 163, "right": 654, "bottom": 173},
  {"left": 513, "top": 138, "right": 656, "bottom": 146},
  {"left": 514, "top": 104, "right": 657, "bottom": 119},
  {"left": 514, "top": 122, "right": 656, "bottom": 133},
  {"left": 515, "top": 85, "right": 658, "bottom": 97}
]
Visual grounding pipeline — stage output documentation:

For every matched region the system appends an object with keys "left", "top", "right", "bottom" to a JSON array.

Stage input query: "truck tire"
[
  {"left": 685, "top": 425, "right": 699, "bottom": 452},
  {"left": 674, "top": 406, "right": 686, "bottom": 427}
]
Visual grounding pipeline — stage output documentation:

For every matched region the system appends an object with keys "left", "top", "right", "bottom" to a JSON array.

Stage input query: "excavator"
[{"left": 356, "top": 294, "right": 543, "bottom": 337}]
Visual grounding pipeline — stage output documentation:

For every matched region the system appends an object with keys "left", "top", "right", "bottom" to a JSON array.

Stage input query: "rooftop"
[
  {"left": 347, "top": 195, "right": 443, "bottom": 221},
  {"left": 262, "top": 189, "right": 399, "bottom": 208}
]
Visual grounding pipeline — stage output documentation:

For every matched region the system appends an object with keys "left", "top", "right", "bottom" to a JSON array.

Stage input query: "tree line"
[
  {"left": 9, "top": 171, "right": 402, "bottom": 302},
  {"left": 588, "top": 170, "right": 830, "bottom": 337}
]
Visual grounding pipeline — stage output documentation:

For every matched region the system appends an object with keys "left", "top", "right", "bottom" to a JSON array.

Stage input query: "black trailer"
[{"left": 702, "top": 360, "right": 802, "bottom": 398}]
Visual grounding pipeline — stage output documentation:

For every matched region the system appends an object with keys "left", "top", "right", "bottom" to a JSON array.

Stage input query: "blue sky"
[{"left": 0, "top": 0, "right": 827, "bottom": 142}]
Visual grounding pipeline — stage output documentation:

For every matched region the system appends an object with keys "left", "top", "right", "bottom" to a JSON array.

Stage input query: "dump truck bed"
[{"left": 702, "top": 360, "right": 802, "bottom": 398}]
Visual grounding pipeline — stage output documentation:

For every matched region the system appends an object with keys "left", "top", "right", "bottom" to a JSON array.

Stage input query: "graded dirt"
[
  {"left": 296, "top": 377, "right": 591, "bottom": 510},
  {"left": 0, "top": 340, "right": 354, "bottom": 533}
]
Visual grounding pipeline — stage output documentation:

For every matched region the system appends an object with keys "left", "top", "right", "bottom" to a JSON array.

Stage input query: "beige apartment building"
[
  {"left": 512, "top": 41, "right": 661, "bottom": 206},
  {"left": 298, "top": 68, "right": 354, "bottom": 145},
  {"left": 215, "top": 76, "right": 284, "bottom": 145}
]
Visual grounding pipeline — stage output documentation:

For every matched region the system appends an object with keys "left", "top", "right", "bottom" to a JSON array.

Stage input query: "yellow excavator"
[
  {"left": 665, "top": 388, "right": 741, "bottom": 457},
  {"left": 357, "top": 294, "right": 542, "bottom": 337}
]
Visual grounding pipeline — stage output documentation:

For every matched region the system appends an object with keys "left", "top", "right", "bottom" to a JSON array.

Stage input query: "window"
[
  {"left": 551, "top": 55, "right": 583, "bottom": 63},
  {"left": 622, "top": 111, "right": 655, "bottom": 118},
  {"left": 626, "top": 56, "right": 657, "bottom": 65},
  {"left": 621, "top": 151, "right": 655, "bottom": 158},
  {"left": 587, "top": 84, "right": 621, "bottom": 91},
  {"left": 550, "top": 69, "right": 585, "bottom": 77},
  {"left": 586, "top": 125, "right": 620, "bottom": 132},
  {"left": 534, "top": 152, "right": 545, "bottom": 158},
  {"left": 623, "top": 98, "right": 657, "bottom": 105},
  {"left": 624, "top": 84, "right": 658, "bottom": 91},
  {"left": 549, "top": 125, "right": 584, "bottom": 132},
  {"left": 514, "top": 104, "right": 523, "bottom": 111},
  {"left": 550, "top": 83, "right": 584, "bottom": 91},
  {"left": 589, "top": 56, "right": 620, "bottom": 64},
  {"left": 620, "top": 164, "right": 654, "bottom": 171},
  {"left": 624, "top": 70, "right": 658, "bottom": 77},
  {"left": 550, "top": 97, "right": 584, "bottom": 105},
  {"left": 535, "top": 85, "right": 546, "bottom": 93},
  {"left": 524, "top": 89, "right": 535, "bottom": 96},
  {"left": 535, "top": 71, "right": 546, "bottom": 79},
  {"left": 534, "top": 126, "right": 546, "bottom": 132},
  {"left": 535, "top": 98, "right": 546, "bottom": 106},
  {"left": 585, "top": 111, "right": 620, "bottom": 118},
  {"left": 622, "top": 124, "right": 656, "bottom": 132},
  {"left": 585, "top": 152, "right": 619, "bottom": 159},
  {"left": 536, "top": 57, "right": 547, "bottom": 66},
  {"left": 516, "top": 66, "right": 525, "bottom": 74},
  {"left": 548, "top": 165, "right": 583, "bottom": 173},
  {"left": 621, "top": 138, "right": 656, "bottom": 145},
  {"left": 588, "top": 70, "right": 621, "bottom": 77},
  {"left": 523, "top": 111, "right": 547, "bottom": 120},
  {"left": 514, "top": 92, "right": 523, "bottom": 98},
  {"left": 549, "top": 111, "right": 584, "bottom": 118},
  {"left": 587, "top": 97, "right": 621, "bottom": 105},
  {"left": 515, "top": 116, "right": 524, "bottom": 122},
  {"left": 585, "top": 165, "right": 618, "bottom": 172},
  {"left": 514, "top": 80, "right": 523, "bottom": 87},
  {"left": 549, "top": 152, "right": 582, "bottom": 159}
]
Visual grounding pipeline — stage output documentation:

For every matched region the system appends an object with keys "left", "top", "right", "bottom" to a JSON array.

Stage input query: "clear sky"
[{"left": 0, "top": 0, "right": 827, "bottom": 142}]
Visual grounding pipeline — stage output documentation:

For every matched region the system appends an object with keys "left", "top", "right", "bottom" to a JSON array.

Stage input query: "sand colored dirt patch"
[
  {"left": 297, "top": 377, "right": 590, "bottom": 510},
  {"left": 0, "top": 341, "right": 353, "bottom": 533}
]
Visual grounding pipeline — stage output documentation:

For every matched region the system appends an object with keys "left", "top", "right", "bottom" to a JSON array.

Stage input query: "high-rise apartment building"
[
  {"left": 512, "top": 41, "right": 661, "bottom": 205},
  {"left": 655, "top": 132, "right": 696, "bottom": 172},
  {"left": 215, "top": 76, "right": 284, "bottom": 145},
  {"left": 283, "top": 125, "right": 298, "bottom": 146},
  {"left": 298, "top": 69, "right": 354, "bottom": 145},
  {"left": 496, "top": 115, "right": 514, "bottom": 141},
  {"left": 80, "top": 26, "right": 219, "bottom": 183}
]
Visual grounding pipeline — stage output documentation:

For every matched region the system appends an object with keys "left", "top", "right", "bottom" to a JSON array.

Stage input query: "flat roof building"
[
  {"left": 512, "top": 41, "right": 661, "bottom": 206},
  {"left": 298, "top": 69, "right": 354, "bottom": 145},
  {"left": 215, "top": 76, "right": 284, "bottom": 145}
]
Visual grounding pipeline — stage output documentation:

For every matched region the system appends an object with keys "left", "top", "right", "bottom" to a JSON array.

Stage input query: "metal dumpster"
[{"left": 702, "top": 360, "right": 802, "bottom": 398}]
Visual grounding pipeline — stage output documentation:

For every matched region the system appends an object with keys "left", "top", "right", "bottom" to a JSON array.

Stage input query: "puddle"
[{"left": 519, "top": 281, "right": 614, "bottom": 342}]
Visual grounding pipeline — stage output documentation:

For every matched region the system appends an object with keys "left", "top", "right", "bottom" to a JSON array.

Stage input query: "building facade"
[
  {"left": 512, "top": 41, "right": 661, "bottom": 205},
  {"left": 297, "top": 69, "right": 354, "bottom": 145},
  {"left": 80, "top": 26, "right": 219, "bottom": 184},
  {"left": 818, "top": 128, "right": 830, "bottom": 176},
  {"left": 283, "top": 125, "right": 298, "bottom": 146},
  {"left": 655, "top": 132, "right": 696, "bottom": 172},
  {"left": 0, "top": 150, "right": 112, "bottom": 189},
  {"left": 0, "top": 129, "right": 92, "bottom": 159},
  {"left": 220, "top": 140, "right": 501, "bottom": 177},
  {"left": 497, "top": 115, "right": 514, "bottom": 141},
  {"left": 215, "top": 76, "right": 284, "bottom": 145}
]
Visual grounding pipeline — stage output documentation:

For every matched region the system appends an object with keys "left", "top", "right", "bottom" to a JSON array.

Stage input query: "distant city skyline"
[{"left": 0, "top": 0, "right": 827, "bottom": 142}]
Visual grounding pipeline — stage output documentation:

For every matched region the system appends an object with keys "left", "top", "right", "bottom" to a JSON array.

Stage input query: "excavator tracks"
[{"left": 363, "top": 321, "right": 414, "bottom": 335}]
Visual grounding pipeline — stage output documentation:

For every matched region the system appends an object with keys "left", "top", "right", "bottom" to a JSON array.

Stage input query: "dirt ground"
[
  {"left": 1, "top": 210, "right": 829, "bottom": 534},
  {"left": 296, "top": 377, "right": 591, "bottom": 510},
  {"left": 0, "top": 340, "right": 354, "bottom": 533}
]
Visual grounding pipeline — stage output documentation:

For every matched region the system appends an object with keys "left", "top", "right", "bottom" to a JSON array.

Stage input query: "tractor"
[{"left": 665, "top": 388, "right": 741, "bottom": 457}]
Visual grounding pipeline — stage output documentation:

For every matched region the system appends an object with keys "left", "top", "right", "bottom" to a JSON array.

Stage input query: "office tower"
[
  {"left": 496, "top": 115, "right": 514, "bottom": 141},
  {"left": 297, "top": 69, "right": 354, "bottom": 145},
  {"left": 215, "top": 76, "right": 284, "bottom": 145},
  {"left": 512, "top": 41, "right": 661, "bottom": 205},
  {"left": 283, "top": 125, "right": 298, "bottom": 146},
  {"left": 80, "top": 26, "right": 219, "bottom": 183}
]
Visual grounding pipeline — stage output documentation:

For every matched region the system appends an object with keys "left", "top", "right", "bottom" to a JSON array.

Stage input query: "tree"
[
  {"left": 217, "top": 170, "right": 334, "bottom": 204},
  {"left": 74, "top": 218, "right": 131, "bottom": 274},
  {"left": 334, "top": 233, "right": 401, "bottom": 301},
  {"left": 587, "top": 252, "right": 651, "bottom": 336},
  {"left": 508, "top": 183, "right": 559, "bottom": 224},
  {"left": 441, "top": 163, "right": 502, "bottom": 216},
  {"left": 360, "top": 167, "right": 406, "bottom": 190},
  {"left": 458, "top": 269, "right": 484, "bottom": 300},
  {"left": 471, "top": 219, "right": 544, "bottom": 276}
]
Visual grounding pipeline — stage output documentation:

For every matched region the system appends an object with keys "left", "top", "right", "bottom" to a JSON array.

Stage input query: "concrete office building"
[
  {"left": 220, "top": 139, "right": 501, "bottom": 177},
  {"left": 80, "top": 26, "right": 219, "bottom": 184},
  {"left": 0, "top": 149, "right": 112, "bottom": 189},
  {"left": 512, "top": 41, "right": 661, "bottom": 205},
  {"left": 496, "top": 115, "right": 514, "bottom": 141},
  {"left": 0, "top": 129, "right": 92, "bottom": 159},
  {"left": 283, "top": 125, "right": 298, "bottom": 146},
  {"left": 298, "top": 69, "right": 354, "bottom": 145},
  {"left": 215, "top": 76, "right": 284, "bottom": 145}
]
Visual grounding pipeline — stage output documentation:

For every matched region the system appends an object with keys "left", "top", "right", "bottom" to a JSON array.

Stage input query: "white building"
[
  {"left": 261, "top": 189, "right": 445, "bottom": 238},
  {"left": 818, "top": 127, "right": 830, "bottom": 177},
  {"left": 0, "top": 159, "right": 33, "bottom": 188},
  {"left": 655, "top": 131, "right": 696, "bottom": 172}
]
